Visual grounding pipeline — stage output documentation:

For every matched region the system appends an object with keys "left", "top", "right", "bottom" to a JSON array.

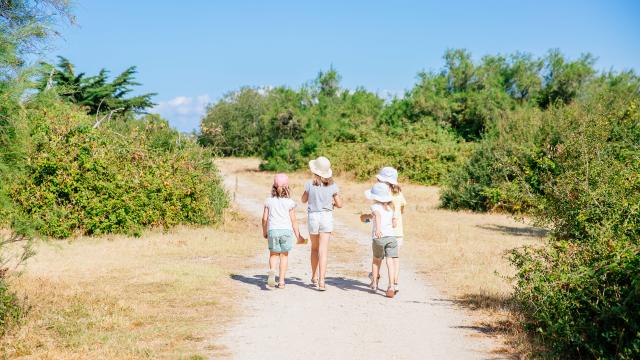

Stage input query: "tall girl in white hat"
[
  {"left": 301, "top": 156, "right": 343, "bottom": 291},
  {"left": 376, "top": 167, "right": 406, "bottom": 292}
]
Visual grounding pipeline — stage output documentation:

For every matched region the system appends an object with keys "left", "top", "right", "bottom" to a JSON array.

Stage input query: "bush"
[
  {"left": 440, "top": 106, "right": 543, "bottom": 211},
  {"left": 508, "top": 87, "right": 640, "bottom": 358},
  {"left": 323, "top": 121, "right": 471, "bottom": 185},
  {"left": 510, "top": 240, "right": 639, "bottom": 359},
  {"left": 10, "top": 94, "right": 228, "bottom": 238}
]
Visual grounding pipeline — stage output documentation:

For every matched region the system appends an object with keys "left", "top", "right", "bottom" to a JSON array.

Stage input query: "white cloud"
[{"left": 151, "top": 94, "right": 211, "bottom": 132}]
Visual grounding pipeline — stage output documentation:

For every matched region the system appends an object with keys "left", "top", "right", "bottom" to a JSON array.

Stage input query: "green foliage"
[
  {"left": 0, "top": 0, "right": 73, "bottom": 77},
  {"left": 510, "top": 240, "right": 639, "bottom": 359},
  {"left": 323, "top": 121, "right": 470, "bottom": 184},
  {"left": 505, "top": 86, "right": 640, "bottom": 358},
  {"left": 36, "top": 56, "right": 156, "bottom": 115},
  {"left": 10, "top": 93, "right": 227, "bottom": 238},
  {"left": 0, "top": 278, "right": 22, "bottom": 334},
  {"left": 199, "top": 87, "right": 269, "bottom": 156}
]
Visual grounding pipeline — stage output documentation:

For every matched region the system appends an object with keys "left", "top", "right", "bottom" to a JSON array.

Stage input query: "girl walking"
[
  {"left": 262, "top": 173, "right": 305, "bottom": 289},
  {"left": 302, "top": 156, "right": 343, "bottom": 291},
  {"left": 361, "top": 182, "right": 398, "bottom": 298},
  {"left": 376, "top": 167, "right": 406, "bottom": 292}
]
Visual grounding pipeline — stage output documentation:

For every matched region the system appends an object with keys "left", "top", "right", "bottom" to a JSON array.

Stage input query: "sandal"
[
  {"left": 369, "top": 282, "right": 378, "bottom": 293},
  {"left": 276, "top": 283, "right": 286, "bottom": 289},
  {"left": 317, "top": 282, "right": 327, "bottom": 291},
  {"left": 386, "top": 288, "right": 395, "bottom": 298},
  {"left": 394, "top": 283, "right": 399, "bottom": 294},
  {"left": 311, "top": 277, "right": 318, "bottom": 286},
  {"left": 267, "top": 270, "right": 276, "bottom": 287}
]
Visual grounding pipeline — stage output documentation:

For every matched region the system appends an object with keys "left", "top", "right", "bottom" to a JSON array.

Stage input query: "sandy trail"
[{"left": 216, "top": 160, "right": 503, "bottom": 360}]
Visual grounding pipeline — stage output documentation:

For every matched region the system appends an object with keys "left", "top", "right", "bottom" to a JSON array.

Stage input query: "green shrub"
[
  {"left": 440, "top": 106, "right": 543, "bottom": 211},
  {"left": 510, "top": 240, "right": 639, "bottom": 359},
  {"left": 508, "top": 88, "right": 640, "bottom": 358},
  {"left": 323, "top": 121, "right": 471, "bottom": 185},
  {"left": 11, "top": 94, "right": 228, "bottom": 238}
]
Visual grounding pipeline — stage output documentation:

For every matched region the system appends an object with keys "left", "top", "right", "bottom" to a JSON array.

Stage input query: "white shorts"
[
  {"left": 396, "top": 236, "right": 404, "bottom": 247},
  {"left": 308, "top": 211, "right": 333, "bottom": 234}
]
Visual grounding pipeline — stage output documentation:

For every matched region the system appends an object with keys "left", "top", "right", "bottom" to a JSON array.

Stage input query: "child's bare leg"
[
  {"left": 318, "top": 232, "right": 330, "bottom": 286},
  {"left": 371, "top": 257, "right": 382, "bottom": 290},
  {"left": 278, "top": 252, "right": 288, "bottom": 286},
  {"left": 269, "top": 251, "right": 278, "bottom": 271},
  {"left": 310, "top": 234, "right": 320, "bottom": 282},
  {"left": 267, "top": 252, "right": 278, "bottom": 287},
  {"left": 385, "top": 256, "right": 396, "bottom": 291},
  {"left": 393, "top": 257, "right": 400, "bottom": 285}
]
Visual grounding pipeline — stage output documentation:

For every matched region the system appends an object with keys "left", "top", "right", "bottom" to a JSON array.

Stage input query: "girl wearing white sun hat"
[
  {"left": 361, "top": 182, "right": 398, "bottom": 298},
  {"left": 375, "top": 167, "right": 406, "bottom": 293},
  {"left": 301, "top": 156, "right": 343, "bottom": 291}
]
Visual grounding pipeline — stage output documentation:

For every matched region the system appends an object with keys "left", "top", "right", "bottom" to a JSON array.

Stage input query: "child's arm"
[
  {"left": 261, "top": 206, "right": 269, "bottom": 239},
  {"left": 373, "top": 210, "right": 382, "bottom": 238},
  {"left": 289, "top": 208, "right": 305, "bottom": 242},
  {"left": 392, "top": 217, "right": 398, "bottom": 228},
  {"left": 333, "top": 194, "right": 343, "bottom": 208},
  {"left": 301, "top": 191, "right": 309, "bottom": 204}
]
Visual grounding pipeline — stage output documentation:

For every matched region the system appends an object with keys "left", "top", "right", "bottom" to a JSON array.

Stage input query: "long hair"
[
  {"left": 312, "top": 174, "right": 334, "bottom": 186},
  {"left": 382, "top": 181, "right": 402, "bottom": 195},
  {"left": 271, "top": 185, "right": 291, "bottom": 198}
]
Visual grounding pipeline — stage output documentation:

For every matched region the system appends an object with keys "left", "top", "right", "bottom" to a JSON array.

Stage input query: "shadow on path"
[
  {"left": 476, "top": 224, "right": 548, "bottom": 238},
  {"left": 230, "top": 274, "right": 376, "bottom": 295}
]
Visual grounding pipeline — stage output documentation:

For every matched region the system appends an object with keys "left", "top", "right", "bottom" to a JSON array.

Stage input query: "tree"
[
  {"left": 0, "top": 0, "right": 73, "bottom": 77},
  {"left": 37, "top": 56, "right": 156, "bottom": 115},
  {"left": 537, "top": 49, "right": 596, "bottom": 108}
]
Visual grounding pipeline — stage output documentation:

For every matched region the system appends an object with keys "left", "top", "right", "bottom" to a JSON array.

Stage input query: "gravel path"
[{"left": 216, "top": 163, "right": 502, "bottom": 360}]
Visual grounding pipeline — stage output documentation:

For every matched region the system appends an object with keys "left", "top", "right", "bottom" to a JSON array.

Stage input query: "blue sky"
[{"left": 49, "top": 1, "right": 640, "bottom": 131}]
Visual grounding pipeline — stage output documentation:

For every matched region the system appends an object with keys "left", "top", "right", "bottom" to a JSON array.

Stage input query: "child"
[
  {"left": 301, "top": 156, "right": 343, "bottom": 291},
  {"left": 262, "top": 173, "right": 305, "bottom": 289},
  {"left": 361, "top": 182, "right": 397, "bottom": 298},
  {"left": 376, "top": 167, "right": 406, "bottom": 293}
]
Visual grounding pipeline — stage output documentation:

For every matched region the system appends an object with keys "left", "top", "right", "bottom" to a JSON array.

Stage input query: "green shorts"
[
  {"left": 372, "top": 236, "right": 398, "bottom": 259},
  {"left": 268, "top": 229, "right": 293, "bottom": 253}
]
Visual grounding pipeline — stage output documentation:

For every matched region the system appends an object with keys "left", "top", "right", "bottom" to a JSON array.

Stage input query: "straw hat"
[{"left": 308, "top": 156, "right": 332, "bottom": 178}]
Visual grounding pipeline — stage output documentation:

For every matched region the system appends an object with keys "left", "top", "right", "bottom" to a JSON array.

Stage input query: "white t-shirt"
[
  {"left": 370, "top": 203, "right": 395, "bottom": 239},
  {"left": 265, "top": 197, "right": 296, "bottom": 231}
]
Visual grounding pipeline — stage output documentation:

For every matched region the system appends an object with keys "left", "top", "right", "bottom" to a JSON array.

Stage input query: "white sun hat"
[
  {"left": 365, "top": 182, "right": 393, "bottom": 203},
  {"left": 376, "top": 166, "right": 398, "bottom": 185},
  {"left": 308, "top": 156, "right": 332, "bottom": 178}
]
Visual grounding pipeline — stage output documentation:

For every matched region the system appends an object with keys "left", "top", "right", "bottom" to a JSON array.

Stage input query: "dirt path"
[{"left": 216, "top": 159, "right": 504, "bottom": 360}]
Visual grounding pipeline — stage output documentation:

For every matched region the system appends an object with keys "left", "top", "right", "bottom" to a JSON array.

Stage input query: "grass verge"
[{"left": 1, "top": 211, "right": 261, "bottom": 359}]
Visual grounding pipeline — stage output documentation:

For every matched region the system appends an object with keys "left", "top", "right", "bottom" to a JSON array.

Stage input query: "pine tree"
[{"left": 37, "top": 56, "right": 156, "bottom": 115}]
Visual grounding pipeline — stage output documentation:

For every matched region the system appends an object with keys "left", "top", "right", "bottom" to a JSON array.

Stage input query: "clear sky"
[{"left": 49, "top": 0, "right": 640, "bottom": 131}]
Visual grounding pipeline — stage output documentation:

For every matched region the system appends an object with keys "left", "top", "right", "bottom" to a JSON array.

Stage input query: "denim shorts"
[
  {"left": 268, "top": 229, "right": 293, "bottom": 253},
  {"left": 308, "top": 211, "right": 333, "bottom": 234},
  {"left": 372, "top": 236, "right": 398, "bottom": 259}
]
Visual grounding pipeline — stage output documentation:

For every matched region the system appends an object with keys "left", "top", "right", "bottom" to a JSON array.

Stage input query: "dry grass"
[{"left": 1, "top": 211, "right": 261, "bottom": 359}]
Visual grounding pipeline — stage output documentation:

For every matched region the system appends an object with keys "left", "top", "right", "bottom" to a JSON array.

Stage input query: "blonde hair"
[
  {"left": 312, "top": 174, "right": 334, "bottom": 186},
  {"left": 381, "top": 181, "right": 402, "bottom": 195},
  {"left": 271, "top": 185, "right": 291, "bottom": 198}
]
